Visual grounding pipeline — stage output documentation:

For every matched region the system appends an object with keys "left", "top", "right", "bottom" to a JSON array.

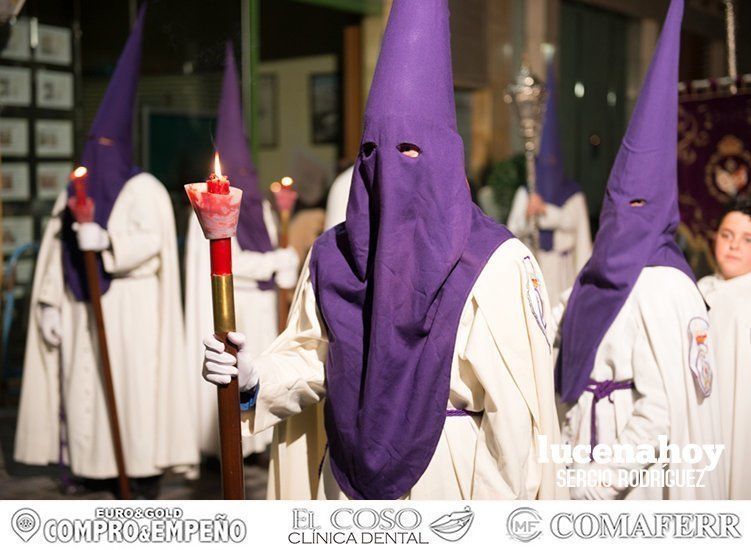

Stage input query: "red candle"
[
  {"left": 271, "top": 176, "right": 298, "bottom": 214},
  {"left": 207, "top": 154, "right": 232, "bottom": 275},
  {"left": 207, "top": 154, "right": 230, "bottom": 194},
  {"left": 72, "top": 166, "right": 89, "bottom": 206},
  {"left": 68, "top": 166, "right": 95, "bottom": 224},
  {"left": 207, "top": 174, "right": 230, "bottom": 195}
]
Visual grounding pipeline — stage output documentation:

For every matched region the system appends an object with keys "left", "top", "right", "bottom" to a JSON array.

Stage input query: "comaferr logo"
[
  {"left": 551, "top": 512, "right": 742, "bottom": 539},
  {"left": 506, "top": 509, "right": 742, "bottom": 542},
  {"left": 507, "top": 507, "right": 542, "bottom": 543}
]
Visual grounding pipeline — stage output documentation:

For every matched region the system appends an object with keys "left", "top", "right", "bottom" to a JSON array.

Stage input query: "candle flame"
[
  {"left": 270, "top": 181, "right": 282, "bottom": 193},
  {"left": 281, "top": 176, "right": 294, "bottom": 187},
  {"left": 72, "top": 166, "right": 88, "bottom": 178},
  {"left": 214, "top": 153, "right": 223, "bottom": 178}
]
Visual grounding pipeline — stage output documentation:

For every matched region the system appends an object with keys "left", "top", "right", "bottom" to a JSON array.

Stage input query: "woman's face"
[{"left": 714, "top": 211, "right": 751, "bottom": 280}]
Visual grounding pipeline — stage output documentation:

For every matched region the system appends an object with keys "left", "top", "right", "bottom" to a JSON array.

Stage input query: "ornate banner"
[{"left": 678, "top": 91, "right": 751, "bottom": 274}]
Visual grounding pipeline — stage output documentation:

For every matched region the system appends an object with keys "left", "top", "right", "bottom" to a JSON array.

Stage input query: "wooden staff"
[
  {"left": 277, "top": 209, "right": 292, "bottom": 333},
  {"left": 272, "top": 178, "right": 298, "bottom": 333},
  {"left": 185, "top": 156, "right": 244, "bottom": 499},
  {"left": 69, "top": 167, "right": 131, "bottom": 500}
]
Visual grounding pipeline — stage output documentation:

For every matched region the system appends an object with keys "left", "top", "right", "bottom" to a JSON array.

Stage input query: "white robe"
[
  {"left": 242, "top": 238, "right": 568, "bottom": 499},
  {"left": 323, "top": 166, "right": 354, "bottom": 231},
  {"left": 14, "top": 173, "right": 199, "bottom": 479},
  {"left": 507, "top": 187, "right": 591, "bottom": 306},
  {"left": 559, "top": 267, "right": 727, "bottom": 499},
  {"left": 184, "top": 202, "right": 279, "bottom": 457},
  {"left": 699, "top": 271, "right": 751, "bottom": 499},
  {"left": 267, "top": 164, "right": 354, "bottom": 498}
]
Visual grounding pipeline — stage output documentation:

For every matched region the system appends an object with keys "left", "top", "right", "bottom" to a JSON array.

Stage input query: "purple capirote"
[
  {"left": 557, "top": 0, "right": 695, "bottom": 404},
  {"left": 309, "top": 0, "right": 512, "bottom": 499},
  {"left": 61, "top": 4, "right": 146, "bottom": 301},
  {"left": 216, "top": 42, "right": 275, "bottom": 290},
  {"left": 536, "top": 59, "right": 582, "bottom": 251}
]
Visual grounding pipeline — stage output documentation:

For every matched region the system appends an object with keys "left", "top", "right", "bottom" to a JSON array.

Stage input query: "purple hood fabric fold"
[
  {"left": 217, "top": 42, "right": 274, "bottom": 290},
  {"left": 557, "top": 0, "right": 695, "bottom": 403},
  {"left": 308, "top": 0, "right": 512, "bottom": 499},
  {"left": 62, "top": 3, "right": 146, "bottom": 301},
  {"left": 536, "top": 60, "right": 581, "bottom": 251}
]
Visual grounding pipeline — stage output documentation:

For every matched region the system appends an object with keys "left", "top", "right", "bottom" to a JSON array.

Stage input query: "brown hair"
[{"left": 722, "top": 197, "right": 751, "bottom": 220}]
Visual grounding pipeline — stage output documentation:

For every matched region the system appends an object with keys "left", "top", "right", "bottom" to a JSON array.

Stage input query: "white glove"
[
  {"left": 38, "top": 304, "right": 62, "bottom": 347},
  {"left": 202, "top": 332, "right": 258, "bottom": 393},
  {"left": 276, "top": 267, "right": 299, "bottom": 289},
  {"left": 274, "top": 247, "right": 300, "bottom": 289},
  {"left": 73, "top": 222, "right": 110, "bottom": 252},
  {"left": 274, "top": 247, "right": 299, "bottom": 271}
]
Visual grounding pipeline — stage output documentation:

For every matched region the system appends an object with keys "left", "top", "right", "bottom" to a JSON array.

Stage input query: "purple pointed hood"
[
  {"left": 557, "top": 0, "right": 694, "bottom": 403},
  {"left": 217, "top": 42, "right": 274, "bottom": 290},
  {"left": 62, "top": 3, "right": 146, "bottom": 301},
  {"left": 309, "top": 0, "right": 511, "bottom": 499},
  {"left": 536, "top": 59, "right": 581, "bottom": 250}
]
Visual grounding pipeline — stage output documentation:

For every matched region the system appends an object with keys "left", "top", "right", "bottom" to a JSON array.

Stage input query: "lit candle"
[
  {"left": 72, "top": 166, "right": 89, "bottom": 206},
  {"left": 68, "top": 166, "right": 94, "bottom": 223},
  {"left": 206, "top": 153, "right": 232, "bottom": 275},
  {"left": 271, "top": 176, "right": 298, "bottom": 214},
  {"left": 207, "top": 153, "right": 230, "bottom": 195}
]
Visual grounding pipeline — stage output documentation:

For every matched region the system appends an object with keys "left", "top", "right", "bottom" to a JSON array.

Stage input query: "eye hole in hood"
[
  {"left": 629, "top": 198, "right": 647, "bottom": 207},
  {"left": 397, "top": 143, "right": 421, "bottom": 158},
  {"left": 362, "top": 142, "right": 377, "bottom": 157}
]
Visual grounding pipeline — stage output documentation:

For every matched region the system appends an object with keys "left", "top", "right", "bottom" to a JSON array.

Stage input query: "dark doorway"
[{"left": 559, "top": 1, "right": 628, "bottom": 223}]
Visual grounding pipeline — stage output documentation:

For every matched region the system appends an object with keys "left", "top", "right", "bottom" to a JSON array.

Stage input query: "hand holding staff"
[
  {"left": 185, "top": 155, "right": 245, "bottom": 499},
  {"left": 68, "top": 167, "right": 131, "bottom": 500}
]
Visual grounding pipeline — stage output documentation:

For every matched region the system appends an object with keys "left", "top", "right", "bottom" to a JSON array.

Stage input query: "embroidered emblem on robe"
[
  {"left": 688, "top": 317, "right": 713, "bottom": 397},
  {"left": 523, "top": 256, "right": 548, "bottom": 344}
]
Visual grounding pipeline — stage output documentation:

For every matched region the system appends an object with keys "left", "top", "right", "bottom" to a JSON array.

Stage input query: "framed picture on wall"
[
  {"left": 310, "top": 73, "right": 340, "bottom": 145},
  {"left": 1, "top": 163, "right": 30, "bottom": 200},
  {"left": 0, "top": 66, "right": 32, "bottom": 107},
  {"left": 36, "top": 70, "right": 74, "bottom": 110},
  {"left": 258, "top": 74, "right": 277, "bottom": 148},
  {"left": 0, "top": 18, "right": 31, "bottom": 61},
  {"left": 36, "top": 161, "right": 73, "bottom": 199},
  {"left": 2, "top": 216, "right": 34, "bottom": 254},
  {"left": 35, "top": 25, "right": 73, "bottom": 66},
  {"left": 0, "top": 118, "right": 29, "bottom": 156},
  {"left": 35, "top": 120, "right": 74, "bottom": 157}
]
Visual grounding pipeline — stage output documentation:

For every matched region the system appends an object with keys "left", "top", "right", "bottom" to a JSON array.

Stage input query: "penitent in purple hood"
[
  {"left": 309, "top": 0, "right": 512, "bottom": 499},
  {"left": 557, "top": 0, "right": 695, "bottom": 404},
  {"left": 62, "top": 4, "right": 146, "bottom": 301}
]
